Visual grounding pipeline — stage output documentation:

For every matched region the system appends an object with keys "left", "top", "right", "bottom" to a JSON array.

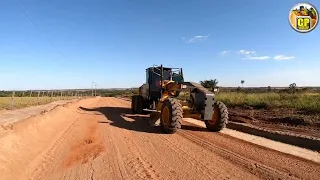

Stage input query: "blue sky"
[{"left": 0, "top": 0, "right": 319, "bottom": 90}]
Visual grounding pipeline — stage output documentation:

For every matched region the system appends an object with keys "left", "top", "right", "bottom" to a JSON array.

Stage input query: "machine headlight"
[{"left": 180, "top": 85, "right": 187, "bottom": 89}]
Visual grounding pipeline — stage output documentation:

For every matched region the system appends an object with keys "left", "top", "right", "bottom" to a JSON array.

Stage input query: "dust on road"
[{"left": 0, "top": 97, "right": 319, "bottom": 180}]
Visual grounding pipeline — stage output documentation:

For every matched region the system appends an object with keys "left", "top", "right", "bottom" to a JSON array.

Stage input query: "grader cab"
[{"left": 131, "top": 65, "right": 228, "bottom": 134}]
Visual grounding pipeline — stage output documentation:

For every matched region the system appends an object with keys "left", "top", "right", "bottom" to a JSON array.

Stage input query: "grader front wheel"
[
  {"left": 205, "top": 101, "right": 228, "bottom": 132},
  {"left": 160, "top": 98, "right": 183, "bottom": 134}
]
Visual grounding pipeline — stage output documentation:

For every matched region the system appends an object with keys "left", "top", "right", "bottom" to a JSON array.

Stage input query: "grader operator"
[{"left": 131, "top": 65, "right": 228, "bottom": 134}]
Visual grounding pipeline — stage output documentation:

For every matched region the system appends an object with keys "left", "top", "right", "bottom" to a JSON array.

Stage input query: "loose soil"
[
  {"left": 229, "top": 107, "right": 320, "bottom": 138},
  {"left": 0, "top": 97, "right": 319, "bottom": 180}
]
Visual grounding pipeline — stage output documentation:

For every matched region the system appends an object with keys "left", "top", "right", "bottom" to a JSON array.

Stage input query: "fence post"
[
  {"left": 51, "top": 91, "right": 53, "bottom": 101},
  {"left": 10, "top": 91, "right": 15, "bottom": 110},
  {"left": 29, "top": 90, "right": 32, "bottom": 97},
  {"left": 46, "top": 91, "right": 49, "bottom": 102},
  {"left": 60, "top": 91, "right": 63, "bottom": 100},
  {"left": 37, "top": 91, "right": 40, "bottom": 105}
]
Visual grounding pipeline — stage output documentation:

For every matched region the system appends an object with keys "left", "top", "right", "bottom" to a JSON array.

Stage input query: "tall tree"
[
  {"left": 200, "top": 79, "right": 219, "bottom": 91},
  {"left": 267, "top": 86, "right": 272, "bottom": 92},
  {"left": 241, "top": 80, "right": 245, "bottom": 88},
  {"left": 289, "top": 83, "right": 297, "bottom": 93}
]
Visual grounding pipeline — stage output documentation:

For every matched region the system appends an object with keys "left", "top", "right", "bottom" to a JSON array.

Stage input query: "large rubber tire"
[
  {"left": 136, "top": 95, "right": 144, "bottom": 114},
  {"left": 160, "top": 98, "right": 183, "bottom": 134},
  {"left": 205, "top": 101, "right": 228, "bottom": 132},
  {"left": 131, "top": 95, "right": 144, "bottom": 114},
  {"left": 131, "top": 95, "right": 137, "bottom": 113}
]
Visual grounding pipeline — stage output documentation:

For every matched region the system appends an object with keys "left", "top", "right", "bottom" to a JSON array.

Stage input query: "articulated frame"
[{"left": 153, "top": 80, "right": 215, "bottom": 121}]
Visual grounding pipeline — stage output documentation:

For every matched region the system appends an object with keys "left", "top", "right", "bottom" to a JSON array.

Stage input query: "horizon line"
[{"left": 1, "top": 86, "right": 320, "bottom": 92}]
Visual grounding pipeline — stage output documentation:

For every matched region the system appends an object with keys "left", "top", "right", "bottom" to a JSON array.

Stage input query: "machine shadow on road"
[{"left": 78, "top": 106, "right": 208, "bottom": 134}]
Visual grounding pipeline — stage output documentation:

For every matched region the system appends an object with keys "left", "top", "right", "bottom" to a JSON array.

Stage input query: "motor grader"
[{"left": 131, "top": 65, "right": 228, "bottom": 134}]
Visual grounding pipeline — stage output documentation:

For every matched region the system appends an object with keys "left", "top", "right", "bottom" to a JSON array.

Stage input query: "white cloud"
[
  {"left": 237, "top": 50, "right": 256, "bottom": 55},
  {"left": 183, "top": 34, "right": 210, "bottom": 43},
  {"left": 274, "top": 55, "right": 295, "bottom": 60},
  {"left": 222, "top": 49, "right": 295, "bottom": 61},
  {"left": 219, "top": 50, "right": 230, "bottom": 56},
  {"left": 242, "top": 56, "right": 270, "bottom": 60},
  {"left": 237, "top": 49, "right": 269, "bottom": 60}
]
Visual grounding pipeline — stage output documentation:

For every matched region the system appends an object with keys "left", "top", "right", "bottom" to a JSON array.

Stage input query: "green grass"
[
  {"left": 0, "top": 96, "right": 79, "bottom": 110},
  {"left": 176, "top": 91, "right": 320, "bottom": 113},
  {"left": 215, "top": 92, "right": 320, "bottom": 113}
]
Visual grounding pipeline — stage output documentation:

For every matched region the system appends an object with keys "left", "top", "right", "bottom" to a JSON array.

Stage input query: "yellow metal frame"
[{"left": 155, "top": 80, "right": 203, "bottom": 120}]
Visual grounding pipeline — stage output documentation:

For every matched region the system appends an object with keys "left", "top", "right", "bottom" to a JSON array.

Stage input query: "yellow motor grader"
[{"left": 131, "top": 65, "right": 228, "bottom": 134}]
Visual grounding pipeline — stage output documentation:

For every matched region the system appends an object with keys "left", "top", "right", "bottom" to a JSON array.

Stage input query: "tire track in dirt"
[
  {"left": 110, "top": 101, "right": 160, "bottom": 179},
  {"left": 149, "top": 132, "right": 261, "bottom": 180},
  {"left": 105, "top": 98, "right": 261, "bottom": 180},
  {"left": 113, "top": 97, "right": 320, "bottom": 180},
  {"left": 181, "top": 120, "right": 320, "bottom": 180},
  {"left": 176, "top": 130, "right": 299, "bottom": 180},
  {"left": 99, "top": 99, "right": 159, "bottom": 180},
  {"left": 121, "top": 135, "right": 159, "bottom": 179},
  {"left": 107, "top": 127, "right": 131, "bottom": 179},
  {"left": 113, "top": 98, "right": 251, "bottom": 179},
  {"left": 161, "top": 136, "right": 218, "bottom": 179}
]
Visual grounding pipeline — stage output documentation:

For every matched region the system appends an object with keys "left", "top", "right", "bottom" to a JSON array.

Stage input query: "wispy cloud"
[
  {"left": 219, "top": 50, "right": 230, "bottom": 56},
  {"left": 237, "top": 50, "right": 256, "bottom": 55},
  {"left": 242, "top": 56, "right": 270, "bottom": 60},
  {"left": 274, "top": 55, "right": 295, "bottom": 60},
  {"left": 220, "top": 49, "right": 295, "bottom": 61},
  {"left": 182, "top": 34, "right": 210, "bottom": 43},
  {"left": 237, "top": 49, "right": 269, "bottom": 60}
]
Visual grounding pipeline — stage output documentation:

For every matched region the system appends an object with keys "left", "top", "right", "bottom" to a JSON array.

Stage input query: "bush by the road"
[
  {"left": 176, "top": 91, "right": 320, "bottom": 113},
  {"left": 215, "top": 92, "right": 320, "bottom": 113}
]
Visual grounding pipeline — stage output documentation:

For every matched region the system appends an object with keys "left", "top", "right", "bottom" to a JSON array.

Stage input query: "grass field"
[
  {"left": 177, "top": 92, "right": 320, "bottom": 113},
  {"left": 0, "top": 96, "right": 80, "bottom": 110},
  {"left": 2, "top": 90, "right": 320, "bottom": 114},
  {"left": 216, "top": 92, "right": 320, "bottom": 112}
]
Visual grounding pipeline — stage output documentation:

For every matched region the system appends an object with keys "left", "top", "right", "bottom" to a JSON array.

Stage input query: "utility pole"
[
  {"left": 94, "top": 83, "right": 97, "bottom": 97},
  {"left": 91, "top": 81, "right": 94, "bottom": 97}
]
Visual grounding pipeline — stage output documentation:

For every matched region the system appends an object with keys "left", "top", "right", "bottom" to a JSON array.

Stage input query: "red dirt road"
[{"left": 0, "top": 97, "right": 319, "bottom": 180}]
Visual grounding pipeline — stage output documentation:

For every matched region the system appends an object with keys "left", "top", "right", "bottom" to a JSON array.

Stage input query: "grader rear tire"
[
  {"left": 205, "top": 101, "right": 228, "bottom": 132},
  {"left": 131, "top": 95, "right": 144, "bottom": 114},
  {"left": 160, "top": 98, "right": 183, "bottom": 134},
  {"left": 131, "top": 95, "right": 137, "bottom": 113},
  {"left": 136, "top": 95, "right": 144, "bottom": 114}
]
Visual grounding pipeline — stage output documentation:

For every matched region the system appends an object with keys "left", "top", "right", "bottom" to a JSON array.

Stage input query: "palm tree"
[
  {"left": 241, "top": 80, "right": 245, "bottom": 88},
  {"left": 200, "top": 79, "right": 219, "bottom": 91},
  {"left": 289, "top": 83, "right": 297, "bottom": 93}
]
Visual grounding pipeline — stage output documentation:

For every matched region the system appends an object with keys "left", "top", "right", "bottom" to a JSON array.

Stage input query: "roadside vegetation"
[
  {"left": 176, "top": 91, "right": 320, "bottom": 113},
  {"left": 0, "top": 96, "right": 79, "bottom": 110},
  {"left": 215, "top": 92, "right": 320, "bottom": 113},
  {"left": 0, "top": 89, "right": 137, "bottom": 110},
  {"left": 1, "top": 80, "right": 319, "bottom": 113}
]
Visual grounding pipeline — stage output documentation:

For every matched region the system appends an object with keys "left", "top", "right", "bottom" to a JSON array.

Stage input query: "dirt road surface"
[{"left": 0, "top": 97, "right": 319, "bottom": 180}]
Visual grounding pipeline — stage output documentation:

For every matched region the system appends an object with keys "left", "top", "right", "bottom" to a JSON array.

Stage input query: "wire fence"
[{"left": 0, "top": 90, "right": 91, "bottom": 110}]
